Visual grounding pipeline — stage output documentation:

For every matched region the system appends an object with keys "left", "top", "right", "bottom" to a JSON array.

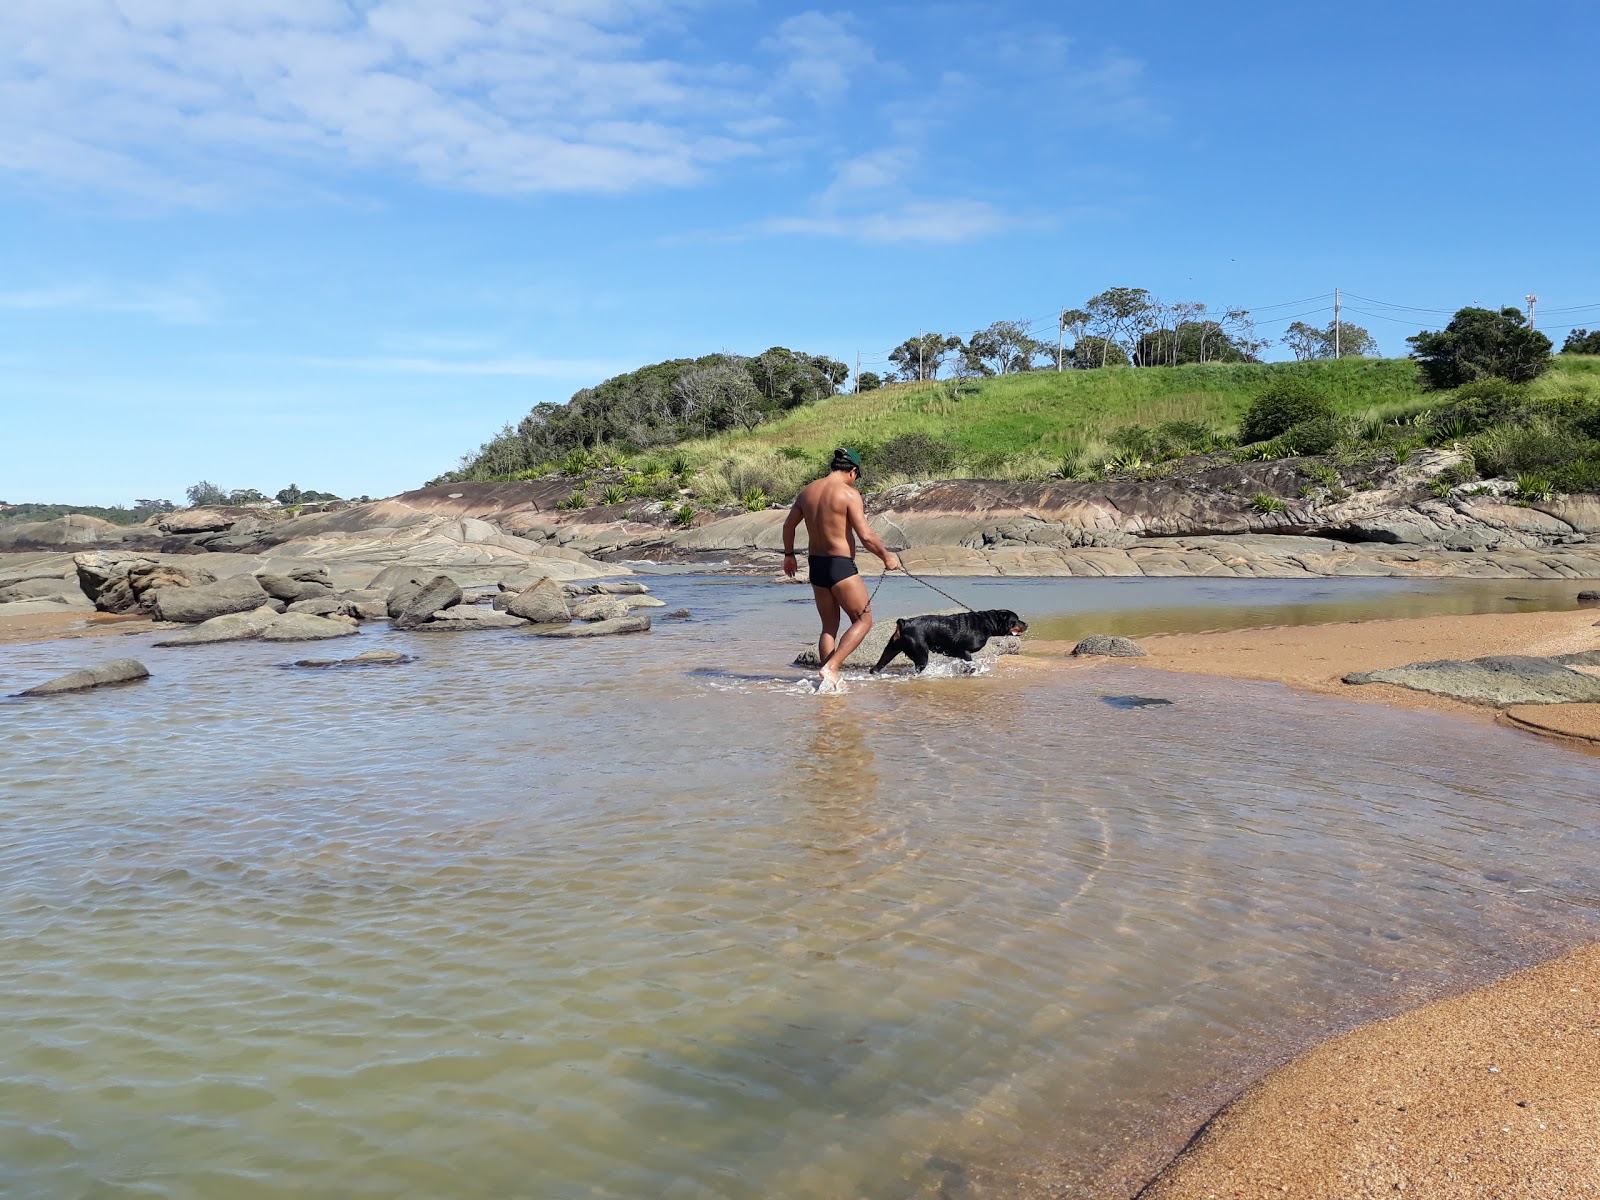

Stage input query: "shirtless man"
[{"left": 782, "top": 447, "right": 901, "bottom": 691}]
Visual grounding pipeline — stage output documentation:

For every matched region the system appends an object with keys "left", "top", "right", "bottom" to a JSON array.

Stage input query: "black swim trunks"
[{"left": 808, "top": 554, "right": 860, "bottom": 588}]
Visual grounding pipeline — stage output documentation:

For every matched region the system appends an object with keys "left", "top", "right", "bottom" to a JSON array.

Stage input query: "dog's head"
[{"left": 984, "top": 609, "right": 1028, "bottom": 636}]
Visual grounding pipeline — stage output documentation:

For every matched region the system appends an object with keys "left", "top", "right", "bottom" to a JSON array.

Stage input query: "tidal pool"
[{"left": 2, "top": 576, "right": 1597, "bottom": 1198}]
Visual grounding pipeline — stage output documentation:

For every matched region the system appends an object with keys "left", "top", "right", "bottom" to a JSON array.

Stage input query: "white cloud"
[
  {"left": 761, "top": 11, "right": 876, "bottom": 104},
  {"left": 0, "top": 0, "right": 760, "bottom": 199}
]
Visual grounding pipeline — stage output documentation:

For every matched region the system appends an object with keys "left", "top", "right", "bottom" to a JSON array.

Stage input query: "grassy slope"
[{"left": 689, "top": 358, "right": 1425, "bottom": 463}]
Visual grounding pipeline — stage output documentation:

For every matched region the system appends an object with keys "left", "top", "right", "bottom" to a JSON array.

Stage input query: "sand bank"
[
  {"left": 1137, "top": 943, "right": 1600, "bottom": 1198},
  {"left": 0, "top": 610, "right": 157, "bottom": 645},
  {"left": 1025, "top": 607, "right": 1600, "bottom": 743}
]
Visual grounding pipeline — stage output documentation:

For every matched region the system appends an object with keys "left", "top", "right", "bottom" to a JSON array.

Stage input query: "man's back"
[{"left": 795, "top": 474, "right": 858, "bottom": 557}]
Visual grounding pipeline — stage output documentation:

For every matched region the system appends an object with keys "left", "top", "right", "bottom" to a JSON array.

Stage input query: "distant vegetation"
[
  {"left": 0, "top": 501, "right": 171, "bottom": 526},
  {"left": 434, "top": 299, "right": 1600, "bottom": 512}
]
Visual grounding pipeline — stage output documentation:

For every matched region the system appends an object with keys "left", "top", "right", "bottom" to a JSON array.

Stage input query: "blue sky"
[{"left": 3, "top": 0, "right": 1598, "bottom": 506}]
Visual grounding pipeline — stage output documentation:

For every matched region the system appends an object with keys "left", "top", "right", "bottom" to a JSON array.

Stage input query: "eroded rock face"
[
  {"left": 152, "top": 573, "right": 274, "bottom": 623},
  {"left": 71, "top": 552, "right": 218, "bottom": 614},
  {"left": 571, "top": 596, "right": 631, "bottom": 622},
  {"left": 256, "top": 565, "right": 334, "bottom": 603},
  {"left": 18, "top": 658, "right": 150, "bottom": 696},
  {"left": 1071, "top": 635, "right": 1148, "bottom": 658},
  {"left": 1345, "top": 652, "right": 1600, "bottom": 706},
  {"left": 158, "top": 509, "right": 235, "bottom": 535}
]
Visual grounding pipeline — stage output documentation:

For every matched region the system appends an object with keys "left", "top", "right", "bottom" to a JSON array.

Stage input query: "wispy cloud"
[
  {"left": 0, "top": 281, "right": 220, "bottom": 324},
  {"left": 0, "top": 0, "right": 762, "bottom": 199},
  {"left": 760, "top": 11, "right": 877, "bottom": 105}
]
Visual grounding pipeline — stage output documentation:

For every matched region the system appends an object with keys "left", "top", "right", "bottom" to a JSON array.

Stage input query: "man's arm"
[
  {"left": 781, "top": 501, "right": 804, "bottom": 577},
  {"left": 848, "top": 493, "right": 901, "bottom": 571}
]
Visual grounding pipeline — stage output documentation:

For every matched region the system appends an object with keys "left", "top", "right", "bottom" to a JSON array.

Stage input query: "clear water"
[{"left": 2, "top": 576, "right": 1598, "bottom": 1199}]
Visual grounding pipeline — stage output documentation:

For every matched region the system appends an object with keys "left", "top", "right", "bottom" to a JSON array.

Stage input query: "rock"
[
  {"left": 1579, "top": 590, "right": 1600, "bottom": 603},
  {"left": 126, "top": 561, "right": 215, "bottom": 609},
  {"left": 505, "top": 576, "right": 570, "bottom": 622},
  {"left": 368, "top": 565, "right": 433, "bottom": 593},
  {"left": 73, "top": 551, "right": 153, "bottom": 612},
  {"left": 1344, "top": 654, "right": 1600, "bottom": 706},
  {"left": 0, "top": 566, "right": 73, "bottom": 590},
  {"left": 151, "top": 573, "right": 273, "bottom": 623},
  {"left": 18, "top": 658, "right": 149, "bottom": 696},
  {"left": 158, "top": 509, "right": 234, "bottom": 534},
  {"left": 258, "top": 613, "right": 361, "bottom": 642},
  {"left": 386, "top": 580, "right": 423, "bottom": 618},
  {"left": 292, "top": 648, "right": 411, "bottom": 668},
  {"left": 532, "top": 616, "right": 651, "bottom": 638},
  {"left": 1071, "top": 635, "right": 1148, "bottom": 658},
  {"left": 571, "top": 596, "right": 632, "bottom": 622},
  {"left": 413, "top": 609, "right": 530, "bottom": 631},
  {"left": 154, "top": 607, "right": 283, "bottom": 645},
  {"left": 1102, "top": 694, "right": 1173, "bottom": 708},
  {"left": 256, "top": 572, "right": 334, "bottom": 603},
  {"left": 390, "top": 575, "right": 462, "bottom": 629},
  {"left": 286, "top": 596, "right": 360, "bottom": 618},
  {"left": 0, "top": 576, "right": 82, "bottom": 603},
  {"left": 662, "top": 608, "right": 692, "bottom": 620},
  {"left": 591, "top": 580, "right": 653, "bottom": 595},
  {"left": 617, "top": 594, "right": 666, "bottom": 609}
]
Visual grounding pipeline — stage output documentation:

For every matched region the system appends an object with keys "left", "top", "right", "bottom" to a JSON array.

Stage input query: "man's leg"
[
  {"left": 811, "top": 585, "right": 841, "bottom": 668},
  {"left": 818, "top": 574, "right": 872, "bottom": 687}
]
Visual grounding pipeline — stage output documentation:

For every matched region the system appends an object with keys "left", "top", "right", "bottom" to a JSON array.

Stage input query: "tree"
[
  {"left": 224, "top": 487, "right": 266, "bottom": 505},
  {"left": 1068, "top": 336, "right": 1129, "bottom": 369},
  {"left": 889, "top": 333, "right": 961, "bottom": 381},
  {"left": 276, "top": 483, "right": 304, "bottom": 506},
  {"left": 965, "top": 319, "right": 1049, "bottom": 375},
  {"left": 133, "top": 498, "right": 175, "bottom": 513},
  {"left": 1282, "top": 319, "right": 1378, "bottom": 360},
  {"left": 1083, "top": 287, "right": 1152, "bottom": 368},
  {"left": 856, "top": 371, "right": 882, "bottom": 392},
  {"left": 185, "top": 480, "right": 225, "bottom": 507},
  {"left": 1562, "top": 328, "right": 1600, "bottom": 355},
  {"left": 1135, "top": 319, "right": 1260, "bottom": 366},
  {"left": 1408, "top": 306, "right": 1553, "bottom": 389}
]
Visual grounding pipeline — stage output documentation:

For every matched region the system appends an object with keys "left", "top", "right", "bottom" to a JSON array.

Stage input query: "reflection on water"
[{"left": 1, "top": 576, "right": 1598, "bottom": 1199}]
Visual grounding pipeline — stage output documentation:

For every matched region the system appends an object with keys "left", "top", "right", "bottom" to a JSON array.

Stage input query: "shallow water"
[{"left": 2, "top": 576, "right": 1599, "bottom": 1199}]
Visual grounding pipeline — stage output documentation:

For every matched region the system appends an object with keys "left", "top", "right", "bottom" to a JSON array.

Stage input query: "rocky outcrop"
[
  {"left": 158, "top": 509, "right": 234, "bottom": 534},
  {"left": 1072, "top": 635, "right": 1148, "bottom": 658},
  {"left": 1345, "top": 651, "right": 1600, "bottom": 705},
  {"left": 571, "top": 596, "right": 631, "bottom": 622},
  {"left": 17, "top": 658, "right": 149, "bottom": 696},
  {"left": 413, "top": 608, "right": 528, "bottom": 631},
  {"left": 152, "top": 573, "right": 275, "bottom": 623},
  {"left": 0, "top": 514, "right": 135, "bottom": 550},
  {"left": 72, "top": 552, "right": 219, "bottom": 614},
  {"left": 256, "top": 565, "right": 333, "bottom": 603}
]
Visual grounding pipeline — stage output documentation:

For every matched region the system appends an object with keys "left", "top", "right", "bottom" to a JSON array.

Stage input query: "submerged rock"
[
  {"left": 18, "top": 658, "right": 149, "bottom": 696},
  {"left": 413, "top": 608, "right": 529, "bottom": 631},
  {"left": 1102, "top": 694, "right": 1174, "bottom": 708},
  {"left": 1071, "top": 635, "right": 1148, "bottom": 658},
  {"left": 292, "top": 648, "right": 411, "bottom": 668},
  {"left": 533, "top": 615, "right": 652, "bottom": 638},
  {"left": 155, "top": 606, "right": 357, "bottom": 646},
  {"left": 1344, "top": 654, "right": 1600, "bottom": 706}
]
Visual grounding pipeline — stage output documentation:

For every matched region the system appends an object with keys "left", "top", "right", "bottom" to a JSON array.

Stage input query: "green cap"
[{"left": 839, "top": 447, "right": 863, "bottom": 470}]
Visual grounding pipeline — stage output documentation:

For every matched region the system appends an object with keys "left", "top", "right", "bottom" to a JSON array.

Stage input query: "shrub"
[
  {"left": 1251, "top": 492, "right": 1287, "bottom": 514},
  {"left": 1307, "top": 464, "right": 1340, "bottom": 488},
  {"left": 600, "top": 485, "right": 627, "bottom": 505},
  {"left": 1238, "top": 378, "right": 1334, "bottom": 444},
  {"left": 1549, "top": 458, "right": 1600, "bottom": 493},
  {"left": 867, "top": 432, "right": 960, "bottom": 479},
  {"left": 778, "top": 444, "right": 809, "bottom": 460},
  {"left": 560, "top": 448, "right": 594, "bottom": 476},
  {"left": 1275, "top": 414, "right": 1347, "bottom": 456},
  {"left": 741, "top": 487, "right": 769, "bottom": 512},
  {"left": 1409, "top": 306, "right": 1553, "bottom": 389},
  {"left": 1515, "top": 474, "right": 1553, "bottom": 502},
  {"left": 674, "top": 503, "right": 696, "bottom": 526},
  {"left": 558, "top": 490, "right": 587, "bottom": 510}
]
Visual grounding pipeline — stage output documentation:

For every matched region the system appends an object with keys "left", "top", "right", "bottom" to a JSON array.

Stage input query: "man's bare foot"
[{"left": 817, "top": 664, "right": 844, "bottom": 694}]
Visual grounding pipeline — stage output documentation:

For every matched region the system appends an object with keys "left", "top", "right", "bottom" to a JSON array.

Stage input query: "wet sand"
[
  {"left": 0, "top": 610, "right": 157, "bottom": 645},
  {"left": 1137, "top": 944, "right": 1600, "bottom": 1198}
]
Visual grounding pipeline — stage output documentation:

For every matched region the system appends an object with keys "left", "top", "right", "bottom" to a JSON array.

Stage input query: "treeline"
[
  {"left": 183, "top": 481, "right": 359, "bottom": 507},
  {"left": 0, "top": 501, "right": 170, "bottom": 527},
  {"left": 437, "top": 347, "right": 848, "bottom": 483}
]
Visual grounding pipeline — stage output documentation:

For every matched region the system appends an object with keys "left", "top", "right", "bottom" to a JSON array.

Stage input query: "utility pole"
[
  {"left": 1334, "top": 287, "right": 1341, "bottom": 359},
  {"left": 854, "top": 351, "right": 861, "bottom": 394},
  {"left": 918, "top": 328, "right": 924, "bottom": 382},
  {"left": 1526, "top": 294, "right": 1538, "bottom": 329},
  {"left": 1057, "top": 308, "right": 1066, "bottom": 371}
]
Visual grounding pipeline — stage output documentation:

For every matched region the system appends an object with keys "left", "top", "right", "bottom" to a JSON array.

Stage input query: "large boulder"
[
  {"left": 533, "top": 616, "right": 652, "bottom": 638},
  {"left": 390, "top": 575, "right": 462, "bottom": 629},
  {"left": 256, "top": 565, "right": 334, "bottom": 603},
  {"left": 152, "top": 573, "right": 274, "bottom": 623},
  {"left": 502, "top": 576, "right": 570, "bottom": 622},
  {"left": 0, "top": 576, "right": 80, "bottom": 603},
  {"left": 571, "top": 596, "right": 631, "bottom": 622},
  {"left": 1345, "top": 653, "right": 1600, "bottom": 706},
  {"left": 18, "top": 658, "right": 149, "bottom": 696},
  {"left": 158, "top": 509, "right": 234, "bottom": 534},
  {"left": 258, "top": 613, "right": 361, "bottom": 642},
  {"left": 155, "top": 607, "right": 356, "bottom": 645},
  {"left": 292, "top": 648, "right": 410, "bottom": 668},
  {"left": 71, "top": 552, "right": 218, "bottom": 614}
]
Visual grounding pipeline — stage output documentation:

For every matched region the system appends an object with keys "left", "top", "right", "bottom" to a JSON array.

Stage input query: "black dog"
[{"left": 870, "top": 609, "right": 1028, "bottom": 674}]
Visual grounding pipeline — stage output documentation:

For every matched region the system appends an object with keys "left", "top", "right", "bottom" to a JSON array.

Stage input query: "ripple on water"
[{"left": 2, "top": 580, "right": 1599, "bottom": 1198}]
